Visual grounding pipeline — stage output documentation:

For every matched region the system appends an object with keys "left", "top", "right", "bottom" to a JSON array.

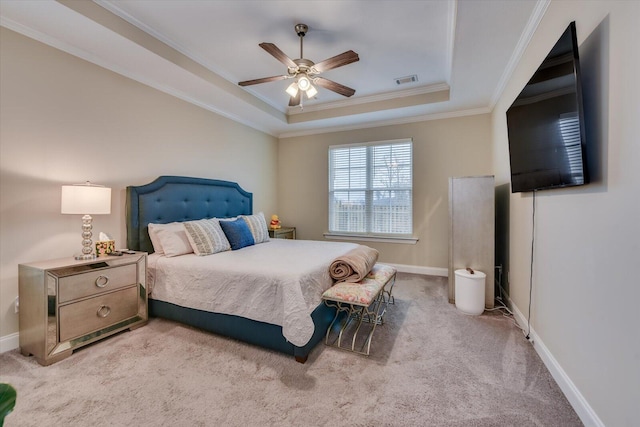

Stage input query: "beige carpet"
[{"left": 0, "top": 273, "right": 582, "bottom": 426}]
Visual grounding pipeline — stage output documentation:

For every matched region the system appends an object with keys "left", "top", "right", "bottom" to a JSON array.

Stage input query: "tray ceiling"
[{"left": 0, "top": 0, "right": 546, "bottom": 137}]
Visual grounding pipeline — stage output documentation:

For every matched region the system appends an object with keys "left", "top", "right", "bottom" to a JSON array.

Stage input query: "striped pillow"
[
  {"left": 240, "top": 212, "right": 270, "bottom": 244},
  {"left": 183, "top": 218, "right": 231, "bottom": 256}
]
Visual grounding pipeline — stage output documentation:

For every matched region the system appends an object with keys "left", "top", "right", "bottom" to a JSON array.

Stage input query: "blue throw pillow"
[{"left": 219, "top": 218, "right": 255, "bottom": 250}]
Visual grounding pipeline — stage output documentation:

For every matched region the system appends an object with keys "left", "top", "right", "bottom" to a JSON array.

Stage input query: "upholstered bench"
[{"left": 322, "top": 264, "right": 397, "bottom": 355}]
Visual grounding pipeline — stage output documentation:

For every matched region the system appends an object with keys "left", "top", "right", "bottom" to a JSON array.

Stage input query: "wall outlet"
[{"left": 14, "top": 296, "right": 19, "bottom": 314}]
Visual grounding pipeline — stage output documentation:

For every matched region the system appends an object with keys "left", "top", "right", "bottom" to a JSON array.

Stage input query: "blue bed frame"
[{"left": 126, "top": 176, "right": 338, "bottom": 363}]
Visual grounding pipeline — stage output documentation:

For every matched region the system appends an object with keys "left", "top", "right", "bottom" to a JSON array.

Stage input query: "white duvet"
[{"left": 147, "top": 239, "right": 358, "bottom": 347}]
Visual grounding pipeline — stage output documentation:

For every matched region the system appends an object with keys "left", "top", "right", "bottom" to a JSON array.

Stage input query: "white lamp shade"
[{"left": 61, "top": 184, "right": 111, "bottom": 215}]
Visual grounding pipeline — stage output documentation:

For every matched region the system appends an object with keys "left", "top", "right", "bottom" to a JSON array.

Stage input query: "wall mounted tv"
[{"left": 506, "top": 21, "right": 588, "bottom": 193}]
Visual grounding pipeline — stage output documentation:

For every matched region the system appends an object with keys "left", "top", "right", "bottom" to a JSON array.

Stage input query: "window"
[{"left": 328, "top": 139, "right": 413, "bottom": 239}]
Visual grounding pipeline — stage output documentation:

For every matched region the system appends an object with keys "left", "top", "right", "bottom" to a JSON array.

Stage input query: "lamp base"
[{"left": 76, "top": 214, "right": 96, "bottom": 260}]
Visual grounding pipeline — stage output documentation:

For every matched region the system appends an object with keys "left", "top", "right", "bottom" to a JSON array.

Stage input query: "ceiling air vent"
[{"left": 394, "top": 75, "right": 418, "bottom": 85}]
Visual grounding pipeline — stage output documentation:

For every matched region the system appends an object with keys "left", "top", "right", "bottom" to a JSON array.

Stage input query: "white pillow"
[
  {"left": 148, "top": 222, "right": 193, "bottom": 257},
  {"left": 240, "top": 212, "right": 270, "bottom": 244},
  {"left": 183, "top": 218, "right": 231, "bottom": 256},
  {"left": 147, "top": 223, "right": 165, "bottom": 254}
]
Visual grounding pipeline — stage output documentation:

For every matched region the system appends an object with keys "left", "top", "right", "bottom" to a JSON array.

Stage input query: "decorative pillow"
[
  {"left": 149, "top": 222, "right": 193, "bottom": 257},
  {"left": 219, "top": 218, "right": 255, "bottom": 250},
  {"left": 240, "top": 212, "right": 270, "bottom": 244},
  {"left": 147, "top": 223, "right": 165, "bottom": 254},
  {"left": 183, "top": 218, "right": 231, "bottom": 256}
]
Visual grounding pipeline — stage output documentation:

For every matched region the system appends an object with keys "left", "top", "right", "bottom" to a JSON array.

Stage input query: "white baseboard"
[
  {"left": 386, "top": 263, "right": 448, "bottom": 277},
  {"left": 0, "top": 332, "right": 19, "bottom": 353},
  {"left": 506, "top": 294, "right": 605, "bottom": 427}
]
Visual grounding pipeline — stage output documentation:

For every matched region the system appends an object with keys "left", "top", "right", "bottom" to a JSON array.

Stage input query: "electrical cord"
[
  {"left": 487, "top": 294, "right": 526, "bottom": 332},
  {"left": 525, "top": 190, "right": 536, "bottom": 340},
  {"left": 489, "top": 265, "right": 526, "bottom": 332}
]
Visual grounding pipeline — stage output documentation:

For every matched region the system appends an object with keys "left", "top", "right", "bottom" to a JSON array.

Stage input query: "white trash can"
[{"left": 454, "top": 268, "right": 486, "bottom": 315}]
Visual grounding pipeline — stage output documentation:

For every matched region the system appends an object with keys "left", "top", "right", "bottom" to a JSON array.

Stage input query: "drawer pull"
[
  {"left": 95, "top": 275, "right": 109, "bottom": 288},
  {"left": 97, "top": 305, "right": 111, "bottom": 318}
]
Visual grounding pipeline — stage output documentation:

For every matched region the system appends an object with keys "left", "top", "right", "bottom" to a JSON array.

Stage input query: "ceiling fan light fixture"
[
  {"left": 240, "top": 23, "right": 359, "bottom": 107},
  {"left": 286, "top": 75, "right": 316, "bottom": 100},
  {"left": 305, "top": 85, "right": 318, "bottom": 99},
  {"left": 285, "top": 82, "right": 299, "bottom": 97},
  {"left": 297, "top": 75, "right": 311, "bottom": 91}
]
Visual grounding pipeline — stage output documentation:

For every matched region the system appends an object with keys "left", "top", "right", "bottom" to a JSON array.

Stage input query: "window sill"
[{"left": 323, "top": 232, "right": 418, "bottom": 245}]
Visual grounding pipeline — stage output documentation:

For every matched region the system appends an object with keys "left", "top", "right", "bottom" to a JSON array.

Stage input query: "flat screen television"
[{"left": 506, "top": 21, "right": 588, "bottom": 193}]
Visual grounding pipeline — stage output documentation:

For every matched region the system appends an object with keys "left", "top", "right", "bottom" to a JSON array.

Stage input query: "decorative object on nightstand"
[
  {"left": 269, "top": 214, "right": 281, "bottom": 229},
  {"left": 61, "top": 182, "right": 111, "bottom": 260},
  {"left": 268, "top": 226, "right": 296, "bottom": 239},
  {"left": 95, "top": 232, "right": 115, "bottom": 256},
  {"left": 18, "top": 252, "right": 147, "bottom": 365}
]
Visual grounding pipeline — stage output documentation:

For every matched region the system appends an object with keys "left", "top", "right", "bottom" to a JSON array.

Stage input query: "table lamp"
[{"left": 61, "top": 182, "right": 111, "bottom": 260}]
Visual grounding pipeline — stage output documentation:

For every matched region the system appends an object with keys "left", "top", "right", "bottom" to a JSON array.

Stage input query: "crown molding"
[
  {"left": 287, "top": 83, "right": 450, "bottom": 115},
  {"left": 278, "top": 106, "right": 491, "bottom": 139},
  {"left": 489, "top": 0, "right": 551, "bottom": 108}
]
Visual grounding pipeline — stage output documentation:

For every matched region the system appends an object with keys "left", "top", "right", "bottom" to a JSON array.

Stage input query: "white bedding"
[{"left": 147, "top": 239, "right": 358, "bottom": 347}]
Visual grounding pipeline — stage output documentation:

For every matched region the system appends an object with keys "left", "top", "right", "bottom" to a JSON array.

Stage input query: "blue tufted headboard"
[{"left": 126, "top": 176, "right": 253, "bottom": 253}]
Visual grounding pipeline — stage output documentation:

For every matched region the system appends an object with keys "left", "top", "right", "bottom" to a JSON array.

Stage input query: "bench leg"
[
  {"left": 361, "top": 292, "right": 386, "bottom": 355},
  {"left": 325, "top": 307, "right": 342, "bottom": 345},
  {"left": 323, "top": 292, "right": 387, "bottom": 356},
  {"left": 322, "top": 272, "right": 396, "bottom": 356},
  {"left": 350, "top": 306, "right": 366, "bottom": 352},
  {"left": 338, "top": 304, "right": 359, "bottom": 349},
  {"left": 383, "top": 274, "right": 396, "bottom": 306}
]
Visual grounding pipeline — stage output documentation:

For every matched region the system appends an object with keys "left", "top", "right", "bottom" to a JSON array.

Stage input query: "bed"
[{"left": 126, "top": 175, "right": 353, "bottom": 362}]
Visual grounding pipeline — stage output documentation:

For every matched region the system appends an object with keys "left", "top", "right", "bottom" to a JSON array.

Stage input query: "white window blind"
[{"left": 329, "top": 139, "right": 413, "bottom": 237}]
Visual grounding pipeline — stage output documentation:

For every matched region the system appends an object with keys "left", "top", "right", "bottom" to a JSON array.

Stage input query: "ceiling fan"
[{"left": 238, "top": 23, "right": 359, "bottom": 107}]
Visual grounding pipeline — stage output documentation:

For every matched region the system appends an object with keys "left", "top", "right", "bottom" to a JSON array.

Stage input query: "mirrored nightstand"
[{"left": 268, "top": 227, "right": 296, "bottom": 239}]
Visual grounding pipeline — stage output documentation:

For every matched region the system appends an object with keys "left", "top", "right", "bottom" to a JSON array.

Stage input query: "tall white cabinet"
[{"left": 448, "top": 176, "right": 495, "bottom": 308}]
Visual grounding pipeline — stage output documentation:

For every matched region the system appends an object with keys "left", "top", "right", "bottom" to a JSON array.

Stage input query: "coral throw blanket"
[{"left": 329, "top": 245, "right": 379, "bottom": 283}]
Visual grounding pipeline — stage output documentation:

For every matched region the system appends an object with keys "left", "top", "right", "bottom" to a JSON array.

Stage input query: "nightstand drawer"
[
  {"left": 58, "top": 264, "right": 137, "bottom": 303},
  {"left": 59, "top": 286, "right": 139, "bottom": 342}
]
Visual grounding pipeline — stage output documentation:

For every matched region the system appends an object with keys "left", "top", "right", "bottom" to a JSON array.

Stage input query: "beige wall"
[
  {"left": 278, "top": 115, "right": 492, "bottom": 270},
  {"left": 492, "top": 1, "right": 640, "bottom": 425},
  {"left": 0, "top": 28, "right": 278, "bottom": 339}
]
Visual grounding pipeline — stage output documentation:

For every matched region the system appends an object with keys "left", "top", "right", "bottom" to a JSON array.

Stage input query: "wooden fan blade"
[
  {"left": 312, "top": 50, "right": 359, "bottom": 73},
  {"left": 314, "top": 77, "right": 356, "bottom": 97},
  {"left": 238, "top": 75, "right": 289, "bottom": 86},
  {"left": 259, "top": 43, "right": 297, "bottom": 68},
  {"left": 288, "top": 91, "right": 301, "bottom": 107}
]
